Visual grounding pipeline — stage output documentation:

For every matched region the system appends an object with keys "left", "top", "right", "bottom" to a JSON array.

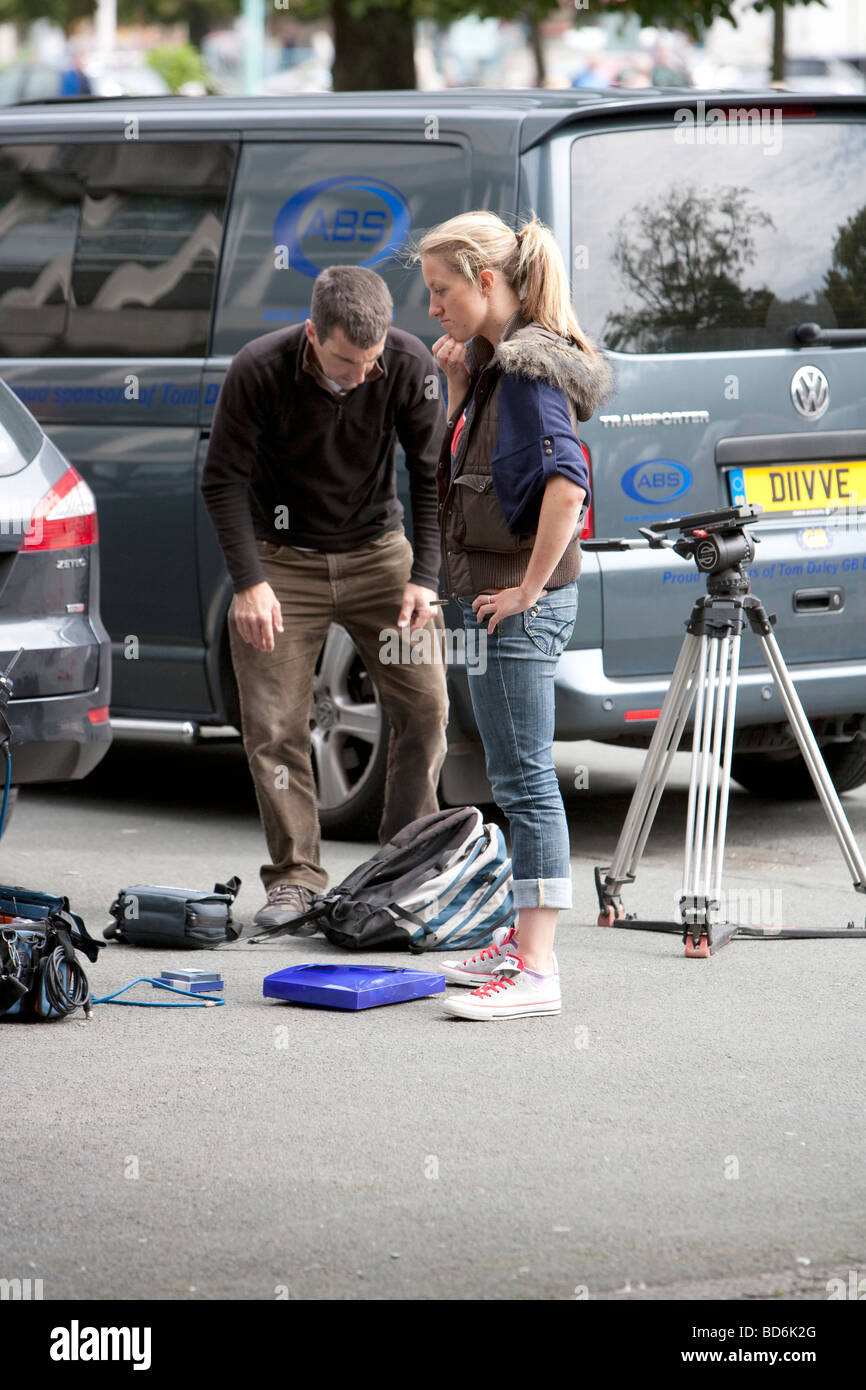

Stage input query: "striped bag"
[{"left": 251, "top": 806, "right": 514, "bottom": 953}]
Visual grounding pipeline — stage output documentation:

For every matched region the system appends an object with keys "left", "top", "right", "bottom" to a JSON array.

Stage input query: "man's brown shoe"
[{"left": 253, "top": 883, "right": 320, "bottom": 934}]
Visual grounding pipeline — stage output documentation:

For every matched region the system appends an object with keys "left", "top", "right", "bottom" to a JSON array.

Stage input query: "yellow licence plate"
[{"left": 729, "top": 461, "right": 866, "bottom": 514}]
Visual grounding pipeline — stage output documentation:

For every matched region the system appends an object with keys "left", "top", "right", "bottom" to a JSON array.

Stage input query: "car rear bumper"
[
  {"left": 7, "top": 690, "right": 112, "bottom": 782},
  {"left": 551, "top": 648, "right": 866, "bottom": 741},
  {"left": 5, "top": 634, "right": 112, "bottom": 783}
]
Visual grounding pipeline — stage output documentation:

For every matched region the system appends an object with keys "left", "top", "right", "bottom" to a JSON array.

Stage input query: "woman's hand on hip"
[{"left": 472, "top": 586, "right": 548, "bottom": 636}]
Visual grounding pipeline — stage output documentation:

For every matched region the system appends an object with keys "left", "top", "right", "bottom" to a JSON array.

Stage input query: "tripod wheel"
[
  {"left": 684, "top": 934, "right": 710, "bottom": 959},
  {"left": 598, "top": 906, "right": 621, "bottom": 927}
]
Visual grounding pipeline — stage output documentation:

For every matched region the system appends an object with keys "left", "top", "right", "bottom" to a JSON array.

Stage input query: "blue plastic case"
[{"left": 262, "top": 963, "right": 446, "bottom": 1010}]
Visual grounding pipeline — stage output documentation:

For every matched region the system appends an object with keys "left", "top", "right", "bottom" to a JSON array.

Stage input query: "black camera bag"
[
  {"left": 0, "top": 883, "right": 101, "bottom": 1019},
  {"left": 104, "top": 878, "right": 241, "bottom": 949}
]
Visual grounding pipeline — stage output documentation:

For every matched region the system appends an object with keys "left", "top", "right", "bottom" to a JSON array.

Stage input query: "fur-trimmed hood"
[{"left": 466, "top": 314, "right": 615, "bottom": 423}]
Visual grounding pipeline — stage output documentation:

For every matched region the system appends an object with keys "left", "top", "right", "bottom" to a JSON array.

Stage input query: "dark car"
[{"left": 0, "top": 377, "right": 111, "bottom": 812}]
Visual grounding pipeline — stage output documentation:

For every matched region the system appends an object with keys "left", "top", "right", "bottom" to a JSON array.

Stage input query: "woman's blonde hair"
[{"left": 417, "top": 210, "right": 595, "bottom": 354}]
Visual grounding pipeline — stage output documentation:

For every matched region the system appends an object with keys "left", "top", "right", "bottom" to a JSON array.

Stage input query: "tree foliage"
[
  {"left": 592, "top": 0, "right": 823, "bottom": 41},
  {"left": 0, "top": 0, "right": 826, "bottom": 37},
  {"left": 0, "top": 0, "right": 93, "bottom": 27},
  {"left": 824, "top": 205, "right": 866, "bottom": 327},
  {"left": 604, "top": 184, "right": 775, "bottom": 351},
  {"left": 1, "top": 0, "right": 827, "bottom": 92}
]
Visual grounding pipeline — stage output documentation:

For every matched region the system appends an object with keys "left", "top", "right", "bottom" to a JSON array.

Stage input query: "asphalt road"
[{"left": 2, "top": 739, "right": 865, "bottom": 1302}]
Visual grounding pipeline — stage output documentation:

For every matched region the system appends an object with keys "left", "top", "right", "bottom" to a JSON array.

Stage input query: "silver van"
[{"left": 0, "top": 91, "right": 863, "bottom": 824}]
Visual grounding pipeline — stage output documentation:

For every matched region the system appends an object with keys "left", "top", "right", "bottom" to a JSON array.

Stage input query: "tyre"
[
  {"left": 313, "top": 625, "right": 388, "bottom": 840},
  {"left": 731, "top": 741, "right": 866, "bottom": 800}
]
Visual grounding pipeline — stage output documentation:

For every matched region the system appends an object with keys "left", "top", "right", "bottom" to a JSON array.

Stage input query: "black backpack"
[{"left": 250, "top": 808, "right": 513, "bottom": 953}]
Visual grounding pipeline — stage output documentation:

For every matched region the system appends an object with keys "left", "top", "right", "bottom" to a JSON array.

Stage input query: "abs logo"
[
  {"left": 273, "top": 176, "right": 411, "bottom": 278},
  {"left": 621, "top": 459, "right": 692, "bottom": 505}
]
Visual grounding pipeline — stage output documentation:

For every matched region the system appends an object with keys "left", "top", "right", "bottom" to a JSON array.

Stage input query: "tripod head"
[
  {"left": 650, "top": 504, "right": 762, "bottom": 594},
  {"left": 583, "top": 504, "right": 763, "bottom": 596}
]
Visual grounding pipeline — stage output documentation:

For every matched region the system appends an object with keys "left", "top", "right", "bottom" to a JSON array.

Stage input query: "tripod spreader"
[{"left": 686, "top": 592, "right": 777, "bottom": 643}]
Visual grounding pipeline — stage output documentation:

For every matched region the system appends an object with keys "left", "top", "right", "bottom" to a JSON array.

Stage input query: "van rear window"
[{"left": 571, "top": 118, "right": 866, "bottom": 353}]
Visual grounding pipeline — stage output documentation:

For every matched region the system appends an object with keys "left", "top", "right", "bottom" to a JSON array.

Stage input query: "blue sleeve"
[{"left": 490, "top": 374, "right": 591, "bottom": 533}]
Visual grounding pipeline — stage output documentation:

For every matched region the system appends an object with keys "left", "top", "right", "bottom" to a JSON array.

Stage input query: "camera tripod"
[{"left": 583, "top": 505, "right": 866, "bottom": 957}]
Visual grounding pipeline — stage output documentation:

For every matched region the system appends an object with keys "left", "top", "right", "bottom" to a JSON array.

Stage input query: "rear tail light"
[
  {"left": 579, "top": 443, "right": 593, "bottom": 540},
  {"left": 22, "top": 466, "right": 98, "bottom": 551}
]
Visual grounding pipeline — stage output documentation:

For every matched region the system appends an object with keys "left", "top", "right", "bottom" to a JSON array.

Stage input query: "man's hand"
[
  {"left": 397, "top": 583, "right": 439, "bottom": 635},
  {"left": 234, "top": 581, "right": 284, "bottom": 652}
]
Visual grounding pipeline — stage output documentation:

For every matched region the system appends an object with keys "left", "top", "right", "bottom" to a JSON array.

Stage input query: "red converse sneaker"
[
  {"left": 442, "top": 955, "right": 562, "bottom": 1020},
  {"left": 440, "top": 926, "right": 525, "bottom": 987}
]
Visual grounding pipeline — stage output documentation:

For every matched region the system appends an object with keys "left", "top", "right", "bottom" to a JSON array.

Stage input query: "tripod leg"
[
  {"left": 683, "top": 634, "right": 742, "bottom": 958},
  {"left": 629, "top": 641, "right": 705, "bottom": 872},
  {"left": 713, "top": 632, "right": 741, "bottom": 909},
  {"left": 703, "top": 632, "right": 734, "bottom": 902},
  {"left": 681, "top": 634, "right": 728, "bottom": 958},
  {"left": 682, "top": 635, "right": 710, "bottom": 894},
  {"left": 758, "top": 631, "right": 866, "bottom": 889},
  {"left": 689, "top": 637, "right": 720, "bottom": 895},
  {"left": 597, "top": 633, "right": 702, "bottom": 924}
]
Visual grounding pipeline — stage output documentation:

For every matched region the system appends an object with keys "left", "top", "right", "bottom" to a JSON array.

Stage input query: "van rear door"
[{"left": 569, "top": 101, "right": 866, "bottom": 684}]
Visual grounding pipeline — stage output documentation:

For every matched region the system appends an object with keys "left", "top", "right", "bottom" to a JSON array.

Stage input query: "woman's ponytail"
[{"left": 514, "top": 216, "right": 593, "bottom": 353}]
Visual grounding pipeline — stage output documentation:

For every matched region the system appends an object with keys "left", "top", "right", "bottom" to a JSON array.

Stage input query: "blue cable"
[
  {"left": 0, "top": 746, "right": 11, "bottom": 841},
  {"left": 91, "top": 977, "right": 225, "bottom": 1008}
]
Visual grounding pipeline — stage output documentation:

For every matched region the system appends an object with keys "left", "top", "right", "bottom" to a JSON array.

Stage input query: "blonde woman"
[{"left": 417, "top": 212, "right": 613, "bottom": 1020}]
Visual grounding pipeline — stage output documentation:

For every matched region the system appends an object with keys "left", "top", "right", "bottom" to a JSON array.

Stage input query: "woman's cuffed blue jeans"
[{"left": 457, "top": 583, "right": 578, "bottom": 910}]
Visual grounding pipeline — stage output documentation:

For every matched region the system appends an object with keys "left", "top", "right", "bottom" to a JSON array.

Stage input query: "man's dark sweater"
[{"left": 202, "top": 324, "right": 444, "bottom": 593}]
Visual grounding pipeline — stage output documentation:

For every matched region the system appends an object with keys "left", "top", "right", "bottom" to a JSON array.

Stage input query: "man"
[
  {"left": 59, "top": 48, "right": 93, "bottom": 96},
  {"left": 202, "top": 266, "right": 449, "bottom": 931}
]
